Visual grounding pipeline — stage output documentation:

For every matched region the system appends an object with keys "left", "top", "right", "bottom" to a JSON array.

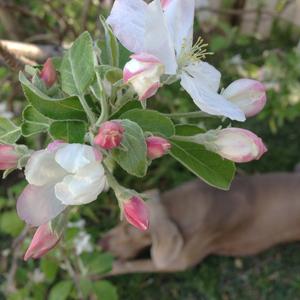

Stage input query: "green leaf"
[
  {"left": 175, "top": 124, "right": 205, "bottom": 136},
  {"left": 0, "top": 117, "right": 21, "bottom": 144},
  {"left": 93, "top": 281, "right": 118, "bottom": 300},
  {"left": 49, "top": 120, "right": 87, "bottom": 143},
  {"left": 170, "top": 125, "right": 236, "bottom": 190},
  {"left": 111, "top": 120, "right": 148, "bottom": 177},
  {"left": 48, "top": 281, "right": 73, "bottom": 300},
  {"left": 61, "top": 31, "right": 95, "bottom": 96},
  {"left": 41, "top": 258, "right": 59, "bottom": 283},
  {"left": 110, "top": 101, "right": 142, "bottom": 119},
  {"left": 99, "top": 16, "right": 119, "bottom": 67},
  {"left": 0, "top": 211, "right": 24, "bottom": 237},
  {"left": 120, "top": 109, "right": 175, "bottom": 137},
  {"left": 81, "top": 252, "right": 113, "bottom": 275},
  {"left": 22, "top": 105, "right": 51, "bottom": 137},
  {"left": 79, "top": 279, "right": 93, "bottom": 298},
  {"left": 20, "top": 72, "right": 87, "bottom": 121}
]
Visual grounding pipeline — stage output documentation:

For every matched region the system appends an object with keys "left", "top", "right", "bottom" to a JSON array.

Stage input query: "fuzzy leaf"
[
  {"left": 20, "top": 72, "right": 86, "bottom": 121},
  {"left": 61, "top": 31, "right": 95, "bottom": 96},
  {"left": 120, "top": 109, "right": 175, "bottom": 137},
  {"left": 49, "top": 120, "right": 87, "bottom": 143},
  {"left": 111, "top": 119, "right": 147, "bottom": 177},
  {"left": 0, "top": 117, "right": 21, "bottom": 144}
]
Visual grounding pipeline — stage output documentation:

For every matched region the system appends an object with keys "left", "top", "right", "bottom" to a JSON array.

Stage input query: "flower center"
[{"left": 177, "top": 37, "right": 213, "bottom": 69}]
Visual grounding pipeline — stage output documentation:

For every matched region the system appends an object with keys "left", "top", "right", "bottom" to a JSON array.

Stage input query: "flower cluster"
[{"left": 0, "top": 0, "right": 268, "bottom": 260}]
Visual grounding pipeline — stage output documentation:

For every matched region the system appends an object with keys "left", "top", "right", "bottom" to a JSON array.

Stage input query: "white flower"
[
  {"left": 107, "top": 0, "right": 245, "bottom": 121},
  {"left": 74, "top": 231, "right": 94, "bottom": 255},
  {"left": 17, "top": 143, "right": 106, "bottom": 226}
]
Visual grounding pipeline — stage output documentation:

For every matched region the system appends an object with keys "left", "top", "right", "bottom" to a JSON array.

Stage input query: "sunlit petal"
[{"left": 17, "top": 184, "right": 66, "bottom": 226}]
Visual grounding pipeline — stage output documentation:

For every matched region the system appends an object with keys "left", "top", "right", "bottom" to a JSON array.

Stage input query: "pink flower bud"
[
  {"left": 222, "top": 79, "right": 267, "bottom": 117},
  {"left": 94, "top": 121, "right": 125, "bottom": 150},
  {"left": 123, "top": 53, "right": 164, "bottom": 101},
  {"left": 0, "top": 144, "right": 19, "bottom": 170},
  {"left": 161, "top": 0, "right": 171, "bottom": 9},
  {"left": 24, "top": 223, "right": 60, "bottom": 261},
  {"left": 123, "top": 196, "right": 150, "bottom": 231},
  {"left": 40, "top": 58, "right": 57, "bottom": 87},
  {"left": 209, "top": 128, "right": 267, "bottom": 163},
  {"left": 146, "top": 136, "right": 171, "bottom": 160}
]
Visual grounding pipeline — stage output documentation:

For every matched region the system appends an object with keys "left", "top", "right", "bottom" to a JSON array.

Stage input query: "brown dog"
[{"left": 101, "top": 172, "right": 300, "bottom": 276}]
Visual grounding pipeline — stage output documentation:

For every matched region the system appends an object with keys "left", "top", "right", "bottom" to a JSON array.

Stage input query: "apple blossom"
[
  {"left": 123, "top": 53, "right": 164, "bottom": 100},
  {"left": 24, "top": 223, "right": 60, "bottom": 261},
  {"left": 94, "top": 121, "right": 125, "bottom": 149},
  {"left": 17, "top": 142, "right": 106, "bottom": 226},
  {"left": 146, "top": 136, "right": 171, "bottom": 159},
  {"left": 192, "top": 128, "right": 267, "bottom": 163},
  {"left": 222, "top": 79, "right": 267, "bottom": 117},
  {"left": 107, "top": 0, "right": 245, "bottom": 121},
  {"left": 40, "top": 58, "right": 57, "bottom": 87},
  {"left": 0, "top": 144, "right": 19, "bottom": 170},
  {"left": 123, "top": 196, "right": 150, "bottom": 231}
]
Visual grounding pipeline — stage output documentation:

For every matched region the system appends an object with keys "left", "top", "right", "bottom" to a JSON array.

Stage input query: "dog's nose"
[{"left": 100, "top": 235, "right": 111, "bottom": 251}]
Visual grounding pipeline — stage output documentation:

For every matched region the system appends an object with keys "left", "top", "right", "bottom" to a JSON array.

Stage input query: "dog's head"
[{"left": 100, "top": 221, "right": 151, "bottom": 260}]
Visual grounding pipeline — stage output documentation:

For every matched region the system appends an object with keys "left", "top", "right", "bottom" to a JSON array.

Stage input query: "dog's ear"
[{"left": 148, "top": 201, "right": 184, "bottom": 269}]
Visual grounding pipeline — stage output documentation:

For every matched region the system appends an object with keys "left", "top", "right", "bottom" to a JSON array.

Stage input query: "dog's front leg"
[{"left": 104, "top": 259, "right": 159, "bottom": 277}]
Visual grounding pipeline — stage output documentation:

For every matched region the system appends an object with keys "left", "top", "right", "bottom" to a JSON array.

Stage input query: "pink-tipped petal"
[
  {"left": 24, "top": 223, "right": 60, "bottom": 261},
  {"left": 146, "top": 136, "right": 171, "bottom": 159},
  {"left": 46, "top": 140, "right": 65, "bottom": 152},
  {"left": 213, "top": 128, "right": 267, "bottom": 163},
  {"left": 124, "top": 196, "right": 150, "bottom": 231},
  {"left": 94, "top": 121, "right": 125, "bottom": 150},
  {"left": 140, "top": 82, "right": 161, "bottom": 101},
  {"left": 0, "top": 144, "right": 19, "bottom": 170},
  {"left": 223, "top": 79, "right": 267, "bottom": 117},
  {"left": 40, "top": 58, "right": 57, "bottom": 87}
]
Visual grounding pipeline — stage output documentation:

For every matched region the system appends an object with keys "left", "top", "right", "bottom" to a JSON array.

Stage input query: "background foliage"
[{"left": 1, "top": 0, "right": 300, "bottom": 299}]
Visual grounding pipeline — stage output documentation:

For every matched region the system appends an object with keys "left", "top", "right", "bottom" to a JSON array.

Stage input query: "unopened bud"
[
  {"left": 146, "top": 136, "right": 171, "bottom": 160},
  {"left": 123, "top": 196, "right": 150, "bottom": 231},
  {"left": 24, "top": 223, "right": 60, "bottom": 261},
  {"left": 0, "top": 144, "right": 19, "bottom": 170},
  {"left": 94, "top": 121, "right": 125, "bottom": 150},
  {"left": 40, "top": 58, "right": 57, "bottom": 87},
  {"left": 199, "top": 128, "right": 267, "bottom": 163},
  {"left": 223, "top": 79, "right": 267, "bottom": 118},
  {"left": 123, "top": 53, "right": 164, "bottom": 101}
]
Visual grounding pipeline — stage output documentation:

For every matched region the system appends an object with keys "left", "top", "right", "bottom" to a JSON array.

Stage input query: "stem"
[
  {"left": 163, "top": 111, "right": 216, "bottom": 119},
  {"left": 90, "top": 70, "right": 109, "bottom": 127},
  {"left": 78, "top": 94, "right": 96, "bottom": 125}
]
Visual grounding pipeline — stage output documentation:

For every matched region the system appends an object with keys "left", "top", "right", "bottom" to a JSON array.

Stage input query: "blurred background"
[{"left": 1, "top": 0, "right": 300, "bottom": 299}]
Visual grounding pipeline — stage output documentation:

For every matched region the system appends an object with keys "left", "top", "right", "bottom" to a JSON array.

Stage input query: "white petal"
[
  {"left": 144, "top": 0, "right": 177, "bottom": 74},
  {"left": 106, "top": 0, "right": 147, "bottom": 53},
  {"left": 55, "top": 162, "right": 106, "bottom": 205},
  {"left": 25, "top": 150, "right": 67, "bottom": 186},
  {"left": 55, "top": 144, "right": 97, "bottom": 174},
  {"left": 164, "top": 0, "right": 195, "bottom": 55},
  {"left": 181, "top": 65, "right": 246, "bottom": 121},
  {"left": 184, "top": 62, "right": 221, "bottom": 92},
  {"left": 17, "top": 184, "right": 66, "bottom": 226}
]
